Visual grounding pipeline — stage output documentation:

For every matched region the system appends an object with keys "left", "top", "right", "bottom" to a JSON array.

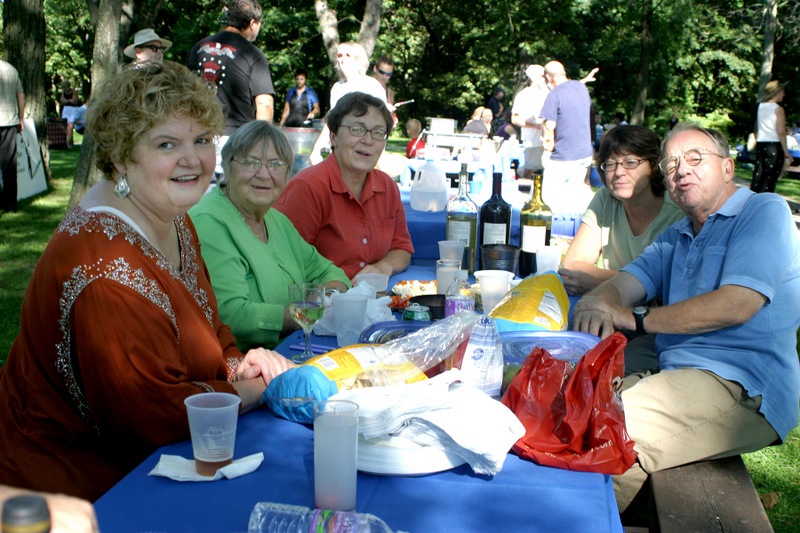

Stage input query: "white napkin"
[
  {"left": 148, "top": 453, "right": 264, "bottom": 482},
  {"left": 333, "top": 370, "right": 525, "bottom": 476}
]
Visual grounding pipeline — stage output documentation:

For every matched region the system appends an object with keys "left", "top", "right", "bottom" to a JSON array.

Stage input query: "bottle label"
[
  {"left": 521, "top": 225, "right": 547, "bottom": 253},
  {"left": 482, "top": 223, "right": 507, "bottom": 245},
  {"left": 445, "top": 297, "right": 475, "bottom": 317},
  {"left": 313, "top": 509, "right": 358, "bottom": 532},
  {"left": 448, "top": 219, "right": 471, "bottom": 244}
]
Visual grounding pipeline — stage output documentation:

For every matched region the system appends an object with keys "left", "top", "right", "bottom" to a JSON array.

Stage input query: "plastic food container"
[
  {"left": 500, "top": 331, "right": 601, "bottom": 365},
  {"left": 358, "top": 320, "right": 433, "bottom": 344}
]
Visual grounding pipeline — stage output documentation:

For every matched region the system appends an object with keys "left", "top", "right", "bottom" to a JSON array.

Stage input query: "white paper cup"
[
  {"left": 438, "top": 240, "right": 466, "bottom": 262},
  {"left": 331, "top": 292, "right": 369, "bottom": 347},
  {"left": 436, "top": 259, "right": 461, "bottom": 295},
  {"left": 314, "top": 400, "right": 359, "bottom": 511},
  {"left": 184, "top": 393, "right": 241, "bottom": 476},
  {"left": 354, "top": 273, "right": 389, "bottom": 296},
  {"left": 536, "top": 246, "right": 563, "bottom": 274},
  {"left": 474, "top": 270, "right": 513, "bottom": 314}
]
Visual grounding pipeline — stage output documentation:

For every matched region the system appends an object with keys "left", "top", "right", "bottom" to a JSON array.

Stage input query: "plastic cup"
[
  {"left": 438, "top": 240, "right": 466, "bottom": 262},
  {"left": 535, "top": 246, "right": 563, "bottom": 274},
  {"left": 480, "top": 244, "right": 521, "bottom": 275},
  {"left": 184, "top": 392, "right": 241, "bottom": 476},
  {"left": 436, "top": 259, "right": 461, "bottom": 295},
  {"left": 354, "top": 273, "right": 389, "bottom": 297},
  {"left": 331, "top": 292, "right": 369, "bottom": 347},
  {"left": 314, "top": 400, "right": 359, "bottom": 511},
  {"left": 474, "top": 270, "right": 513, "bottom": 314}
]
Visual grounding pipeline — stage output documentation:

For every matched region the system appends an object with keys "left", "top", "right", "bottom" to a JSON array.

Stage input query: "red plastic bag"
[{"left": 500, "top": 332, "right": 637, "bottom": 475}]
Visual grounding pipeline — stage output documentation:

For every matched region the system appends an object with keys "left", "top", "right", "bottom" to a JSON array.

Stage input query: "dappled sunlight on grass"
[{"left": 743, "top": 426, "right": 800, "bottom": 533}]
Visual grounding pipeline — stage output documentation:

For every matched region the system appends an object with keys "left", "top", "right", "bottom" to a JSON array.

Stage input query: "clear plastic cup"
[
  {"left": 314, "top": 400, "right": 359, "bottom": 511},
  {"left": 184, "top": 393, "right": 241, "bottom": 476},
  {"left": 354, "top": 273, "right": 390, "bottom": 297},
  {"left": 438, "top": 240, "right": 466, "bottom": 262},
  {"left": 535, "top": 246, "right": 563, "bottom": 274},
  {"left": 474, "top": 270, "right": 513, "bottom": 314},
  {"left": 436, "top": 259, "right": 461, "bottom": 295},
  {"left": 331, "top": 292, "right": 369, "bottom": 347}
]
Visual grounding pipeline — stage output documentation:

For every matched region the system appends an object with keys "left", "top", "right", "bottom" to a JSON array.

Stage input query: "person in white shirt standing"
[{"left": 512, "top": 64, "right": 549, "bottom": 178}]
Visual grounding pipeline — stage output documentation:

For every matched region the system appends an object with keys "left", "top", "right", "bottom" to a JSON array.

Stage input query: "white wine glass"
[{"left": 288, "top": 283, "right": 325, "bottom": 363}]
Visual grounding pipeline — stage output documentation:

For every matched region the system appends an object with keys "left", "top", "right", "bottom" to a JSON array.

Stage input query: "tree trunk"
[
  {"left": 315, "top": 0, "right": 341, "bottom": 79},
  {"left": 315, "top": 0, "right": 382, "bottom": 79},
  {"left": 68, "top": 0, "right": 124, "bottom": 209},
  {"left": 631, "top": 0, "right": 653, "bottom": 126},
  {"left": 3, "top": 0, "right": 50, "bottom": 181},
  {"left": 357, "top": 0, "right": 382, "bottom": 60},
  {"left": 757, "top": 0, "right": 778, "bottom": 100}
]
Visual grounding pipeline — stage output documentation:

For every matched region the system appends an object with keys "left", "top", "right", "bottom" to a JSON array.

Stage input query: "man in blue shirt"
[
  {"left": 539, "top": 61, "right": 595, "bottom": 214},
  {"left": 574, "top": 123, "right": 800, "bottom": 511}
]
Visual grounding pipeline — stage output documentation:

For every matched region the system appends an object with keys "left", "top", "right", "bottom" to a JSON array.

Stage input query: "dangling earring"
[{"left": 115, "top": 176, "right": 130, "bottom": 199}]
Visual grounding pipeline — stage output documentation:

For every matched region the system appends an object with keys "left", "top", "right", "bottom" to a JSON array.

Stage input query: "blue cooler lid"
[
  {"left": 500, "top": 331, "right": 601, "bottom": 364},
  {"left": 359, "top": 320, "right": 433, "bottom": 344}
]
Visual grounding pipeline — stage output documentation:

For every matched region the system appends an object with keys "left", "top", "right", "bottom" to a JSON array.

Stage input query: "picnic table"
[{"left": 92, "top": 265, "right": 621, "bottom": 533}]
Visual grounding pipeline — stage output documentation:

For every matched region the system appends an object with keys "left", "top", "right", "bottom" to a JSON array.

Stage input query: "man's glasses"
[
  {"left": 339, "top": 124, "right": 388, "bottom": 141},
  {"left": 233, "top": 158, "right": 289, "bottom": 175},
  {"left": 140, "top": 45, "right": 167, "bottom": 53},
  {"left": 600, "top": 158, "right": 647, "bottom": 173},
  {"left": 659, "top": 148, "right": 724, "bottom": 176},
  {"left": 376, "top": 67, "right": 393, "bottom": 77}
]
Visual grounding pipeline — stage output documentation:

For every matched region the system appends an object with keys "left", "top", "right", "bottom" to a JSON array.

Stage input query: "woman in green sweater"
[{"left": 190, "top": 121, "right": 350, "bottom": 350}]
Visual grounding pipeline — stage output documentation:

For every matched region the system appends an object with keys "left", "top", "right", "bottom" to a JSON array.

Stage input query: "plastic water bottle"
[
  {"left": 445, "top": 270, "right": 475, "bottom": 317},
  {"left": 248, "top": 503, "right": 402, "bottom": 533}
]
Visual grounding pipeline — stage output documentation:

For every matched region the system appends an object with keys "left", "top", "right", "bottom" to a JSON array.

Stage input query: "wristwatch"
[{"left": 633, "top": 306, "right": 650, "bottom": 334}]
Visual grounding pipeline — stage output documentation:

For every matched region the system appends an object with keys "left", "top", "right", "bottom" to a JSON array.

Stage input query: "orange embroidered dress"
[{"left": 0, "top": 207, "right": 243, "bottom": 501}]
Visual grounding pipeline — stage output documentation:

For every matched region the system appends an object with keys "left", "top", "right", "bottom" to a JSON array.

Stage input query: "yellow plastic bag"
[{"left": 490, "top": 273, "right": 569, "bottom": 333}]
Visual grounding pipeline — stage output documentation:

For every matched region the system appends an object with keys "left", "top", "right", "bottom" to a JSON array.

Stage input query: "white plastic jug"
[{"left": 410, "top": 160, "right": 448, "bottom": 212}]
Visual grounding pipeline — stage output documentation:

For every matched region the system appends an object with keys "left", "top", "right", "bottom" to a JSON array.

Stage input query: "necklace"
[{"left": 224, "top": 187, "right": 268, "bottom": 243}]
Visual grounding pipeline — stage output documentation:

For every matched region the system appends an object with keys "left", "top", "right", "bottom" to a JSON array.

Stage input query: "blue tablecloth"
[{"left": 93, "top": 266, "right": 616, "bottom": 533}]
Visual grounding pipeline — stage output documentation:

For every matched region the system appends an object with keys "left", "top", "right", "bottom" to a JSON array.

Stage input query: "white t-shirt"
[
  {"left": 329, "top": 76, "right": 387, "bottom": 111},
  {"left": 511, "top": 84, "right": 549, "bottom": 145}
]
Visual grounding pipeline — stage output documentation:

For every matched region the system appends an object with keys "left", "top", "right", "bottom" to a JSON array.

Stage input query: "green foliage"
[{"left": 44, "top": 0, "right": 93, "bottom": 115}]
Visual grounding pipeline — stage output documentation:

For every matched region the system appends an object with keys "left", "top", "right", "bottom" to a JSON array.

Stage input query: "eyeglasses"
[
  {"left": 376, "top": 67, "right": 393, "bottom": 77},
  {"left": 337, "top": 53, "right": 352, "bottom": 59},
  {"left": 658, "top": 148, "right": 724, "bottom": 176},
  {"left": 600, "top": 158, "right": 648, "bottom": 172},
  {"left": 233, "top": 158, "right": 289, "bottom": 174},
  {"left": 339, "top": 124, "right": 388, "bottom": 141},
  {"left": 140, "top": 45, "right": 167, "bottom": 53}
]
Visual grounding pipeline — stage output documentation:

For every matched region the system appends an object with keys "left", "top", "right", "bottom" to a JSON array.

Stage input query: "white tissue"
[
  {"left": 332, "top": 370, "right": 525, "bottom": 476},
  {"left": 148, "top": 452, "right": 264, "bottom": 482},
  {"left": 313, "top": 282, "right": 395, "bottom": 337}
]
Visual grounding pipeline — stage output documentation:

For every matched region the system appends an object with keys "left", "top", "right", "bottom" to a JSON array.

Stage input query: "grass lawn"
[{"left": 0, "top": 145, "right": 799, "bottom": 530}]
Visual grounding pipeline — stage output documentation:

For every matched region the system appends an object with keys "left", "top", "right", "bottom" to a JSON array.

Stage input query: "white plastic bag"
[{"left": 312, "top": 283, "right": 395, "bottom": 337}]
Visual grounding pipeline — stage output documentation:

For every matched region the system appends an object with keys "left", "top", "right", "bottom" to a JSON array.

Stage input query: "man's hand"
[
  {"left": 572, "top": 294, "right": 625, "bottom": 339},
  {"left": 237, "top": 348, "right": 296, "bottom": 386}
]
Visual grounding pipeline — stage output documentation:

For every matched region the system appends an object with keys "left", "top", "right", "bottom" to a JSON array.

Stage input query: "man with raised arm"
[{"left": 573, "top": 122, "right": 800, "bottom": 511}]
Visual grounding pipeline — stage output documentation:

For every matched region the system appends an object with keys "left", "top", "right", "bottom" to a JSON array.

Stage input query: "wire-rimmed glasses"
[
  {"left": 658, "top": 148, "right": 724, "bottom": 176},
  {"left": 338, "top": 124, "right": 388, "bottom": 141}
]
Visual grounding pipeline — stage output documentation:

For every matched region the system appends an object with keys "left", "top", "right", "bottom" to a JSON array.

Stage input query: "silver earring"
[{"left": 114, "top": 176, "right": 130, "bottom": 199}]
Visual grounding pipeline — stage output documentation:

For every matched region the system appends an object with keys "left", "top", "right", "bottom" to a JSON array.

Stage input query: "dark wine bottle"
[
  {"left": 519, "top": 173, "right": 552, "bottom": 277},
  {"left": 479, "top": 172, "right": 511, "bottom": 269}
]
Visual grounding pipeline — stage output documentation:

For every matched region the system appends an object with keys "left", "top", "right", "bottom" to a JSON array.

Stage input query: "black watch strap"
[{"left": 633, "top": 306, "right": 650, "bottom": 334}]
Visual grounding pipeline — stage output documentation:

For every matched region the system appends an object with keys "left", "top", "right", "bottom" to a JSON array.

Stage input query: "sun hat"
[
  {"left": 759, "top": 80, "right": 788, "bottom": 102},
  {"left": 526, "top": 65, "right": 544, "bottom": 80},
  {"left": 123, "top": 29, "right": 173, "bottom": 59}
]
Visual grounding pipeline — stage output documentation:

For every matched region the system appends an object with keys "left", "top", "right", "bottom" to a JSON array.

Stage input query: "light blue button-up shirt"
[{"left": 623, "top": 187, "right": 800, "bottom": 440}]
